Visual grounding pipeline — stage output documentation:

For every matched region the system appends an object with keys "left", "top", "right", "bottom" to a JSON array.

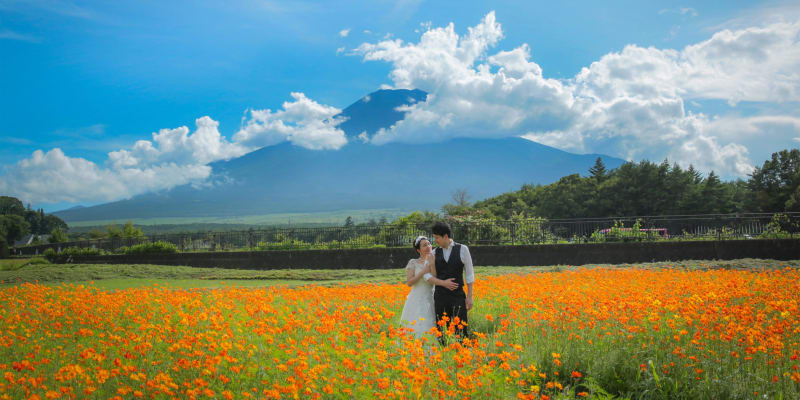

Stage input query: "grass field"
[
  {"left": 1, "top": 258, "right": 799, "bottom": 399},
  {"left": 2, "top": 258, "right": 795, "bottom": 290}
]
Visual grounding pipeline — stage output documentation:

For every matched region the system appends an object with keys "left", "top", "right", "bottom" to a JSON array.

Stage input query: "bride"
[{"left": 400, "top": 236, "right": 436, "bottom": 338}]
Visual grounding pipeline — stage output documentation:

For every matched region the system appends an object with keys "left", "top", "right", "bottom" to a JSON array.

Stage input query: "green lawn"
[{"left": 1, "top": 257, "right": 798, "bottom": 290}]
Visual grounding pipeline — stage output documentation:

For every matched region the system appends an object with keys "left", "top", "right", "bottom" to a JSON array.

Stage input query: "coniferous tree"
[{"left": 588, "top": 157, "right": 607, "bottom": 181}]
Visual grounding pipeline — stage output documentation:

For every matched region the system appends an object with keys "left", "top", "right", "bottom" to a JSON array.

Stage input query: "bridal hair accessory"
[{"left": 414, "top": 236, "right": 428, "bottom": 247}]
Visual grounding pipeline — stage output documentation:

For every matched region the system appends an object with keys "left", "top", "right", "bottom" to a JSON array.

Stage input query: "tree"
[
  {"left": 588, "top": 157, "right": 607, "bottom": 182},
  {"left": 0, "top": 214, "right": 30, "bottom": 244},
  {"left": 700, "top": 171, "right": 726, "bottom": 214},
  {"left": 344, "top": 216, "right": 354, "bottom": 227},
  {"left": 747, "top": 149, "right": 800, "bottom": 212},
  {"left": 122, "top": 221, "right": 144, "bottom": 238},
  {"left": 451, "top": 189, "right": 471, "bottom": 207},
  {"left": 0, "top": 196, "right": 25, "bottom": 216},
  {"left": 442, "top": 189, "right": 473, "bottom": 216},
  {"left": 106, "top": 224, "right": 123, "bottom": 238},
  {"left": 41, "top": 215, "right": 68, "bottom": 234},
  {"left": 24, "top": 209, "right": 40, "bottom": 234},
  {"left": 49, "top": 227, "right": 69, "bottom": 243}
]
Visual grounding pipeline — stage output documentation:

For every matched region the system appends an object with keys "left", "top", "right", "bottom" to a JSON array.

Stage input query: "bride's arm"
[
  {"left": 424, "top": 254, "right": 459, "bottom": 290},
  {"left": 404, "top": 262, "right": 429, "bottom": 286}
]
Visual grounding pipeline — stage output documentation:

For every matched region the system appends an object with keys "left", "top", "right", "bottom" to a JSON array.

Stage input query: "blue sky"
[{"left": 1, "top": 0, "right": 799, "bottom": 211}]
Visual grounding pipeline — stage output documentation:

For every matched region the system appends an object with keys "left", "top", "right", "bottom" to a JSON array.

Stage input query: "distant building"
[{"left": 13, "top": 234, "right": 51, "bottom": 247}]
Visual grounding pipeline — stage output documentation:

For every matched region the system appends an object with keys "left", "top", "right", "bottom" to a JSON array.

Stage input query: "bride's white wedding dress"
[{"left": 400, "top": 258, "right": 436, "bottom": 338}]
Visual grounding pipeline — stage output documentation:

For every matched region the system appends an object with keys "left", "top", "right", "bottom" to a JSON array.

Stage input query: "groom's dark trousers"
[{"left": 434, "top": 243, "right": 469, "bottom": 342}]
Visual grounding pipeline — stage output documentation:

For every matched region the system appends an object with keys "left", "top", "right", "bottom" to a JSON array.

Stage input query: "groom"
[{"left": 424, "top": 221, "right": 475, "bottom": 341}]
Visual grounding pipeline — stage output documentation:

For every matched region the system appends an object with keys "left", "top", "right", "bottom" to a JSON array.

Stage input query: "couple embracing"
[{"left": 400, "top": 221, "right": 475, "bottom": 342}]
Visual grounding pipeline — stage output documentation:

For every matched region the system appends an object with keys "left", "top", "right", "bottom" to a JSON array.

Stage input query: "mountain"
[
  {"left": 54, "top": 89, "right": 626, "bottom": 223},
  {"left": 337, "top": 89, "right": 427, "bottom": 139}
]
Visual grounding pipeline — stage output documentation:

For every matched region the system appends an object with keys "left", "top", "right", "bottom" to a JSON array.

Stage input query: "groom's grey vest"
[{"left": 434, "top": 243, "right": 466, "bottom": 300}]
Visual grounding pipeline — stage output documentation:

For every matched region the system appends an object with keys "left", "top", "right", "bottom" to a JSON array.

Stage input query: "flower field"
[{"left": 1, "top": 265, "right": 799, "bottom": 399}]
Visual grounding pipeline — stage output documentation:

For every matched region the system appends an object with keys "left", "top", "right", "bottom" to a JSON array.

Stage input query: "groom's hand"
[
  {"left": 442, "top": 278, "right": 459, "bottom": 291},
  {"left": 465, "top": 296, "right": 473, "bottom": 311}
]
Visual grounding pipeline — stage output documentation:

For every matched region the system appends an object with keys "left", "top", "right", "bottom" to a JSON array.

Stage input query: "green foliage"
[
  {"left": 42, "top": 248, "right": 56, "bottom": 262},
  {"left": 26, "top": 257, "right": 51, "bottom": 266},
  {"left": 122, "top": 221, "right": 144, "bottom": 238},
  {"left": 375, "top": 211, "right": 440, "bottom": 246},
  {"left": 0, "top": 196, "right": 69, "bottom": 236},
  {"left": 121, "top": 241, "right": 178, "bottom": 255},
  {"left": 596, "top": 220, "right": 645, "bottom": 242},
  {"left": 256, "top": 234, "right": 313, "bottom": 250},
  {"left": 748, "top": 149, "right": 800, "bottom": 212},
  {"left": 589, "top": 157, "right": 607, "bottom": 181},
  {"left": 88, "top": 221, "right": 145, "bottom": 240},
  {"left": 23, "top": 210, "right": 67, "bottom": 236},
  {"left": 49, "top": 228, "right": 69, "bottom": 243},
  {"left": 0, "top": 238, "right": 7, "bottom": 259},
  {"left": 0, "top": 196, "right": 25, "bottom": 216},
  {"left": 760, "top": 213, "right": 797, "bottom": 239},
  {"left": 467, "top": 152, "right": 796, "bottom": 219},
  {"left": 0, "top": 214, "right": 30, "bottom": 244},
  {"left": 106, "top": 224, "right": 123, "bottom": 239},
  {"left": 43, "top": 246, "right": 105, "bottom": 263}
]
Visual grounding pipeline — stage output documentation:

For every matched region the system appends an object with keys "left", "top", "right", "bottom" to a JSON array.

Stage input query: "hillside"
[{"left": 55, "top": 89, "right": 626, "bottom": 223}]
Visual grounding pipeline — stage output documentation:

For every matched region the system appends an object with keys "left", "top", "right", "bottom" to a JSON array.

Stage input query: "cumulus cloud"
[
  {"left": 357, "top": 11, "right": 800, "bottom": 178},
  {"left": 108, "top": 116, "right": 250, "bottom": 170},
  {"left": 0, "top": 148, "right": 212, "bottom": 203},
  {"left": 0, "top": 117, "right": 248, "bottom": 203},
  {"left": 0, "top": 89, "right": 350, "bottom": 204},
  {"left": 339, "top": 28, "right": 350, "bottom": 37},
  {"left": 357, "top": 12, "right": 574, "bottom": 145},
  {"left": 234, "top": 92, "right": 348, "bottom": 150}
]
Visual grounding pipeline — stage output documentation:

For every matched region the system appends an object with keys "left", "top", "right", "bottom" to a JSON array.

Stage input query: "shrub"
[
  {"left": 123, "top": 241, "right": 178, "bottom": 255},
  {"left": 62, "top": 246, "right": 104, "bottom": 256},
  {"left": 43, "top": 246, "right": 104, "bottom": 263},
  {"left": 114, "top": 246, "right": 129, "bottom": 254},
  {"left": 26, "top": 257, "right": 51, "bottom": 266},
  {"left": 49, "top": 228, "right": 69, "bottom": 243}
]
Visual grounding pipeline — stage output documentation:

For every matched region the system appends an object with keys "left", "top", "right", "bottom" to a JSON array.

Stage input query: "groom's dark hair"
[{"left": 431, "top": 221, "right": 451, "bottom": 238}]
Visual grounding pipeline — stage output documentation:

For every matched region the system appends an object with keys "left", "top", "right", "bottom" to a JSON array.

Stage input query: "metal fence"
[{"left": 13, "top": 212, "right": 800, "bottom": 256}]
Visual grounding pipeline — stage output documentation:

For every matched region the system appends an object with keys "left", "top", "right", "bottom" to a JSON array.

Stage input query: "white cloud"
[
  {"left": 233, "top": 92, "right": 348, "bottom": 150},
  {"left": 0, "top": 117, "right": 249, "bottom": 203},
  {"left": 339, "top": 28, "right": 350, "bottom": 37},
  {"left": 107, "top": 116, "right": 250, "bottom": 170},
  {"left": 0, "top": 148, "right": 211, "bottom": 203},
  {"left": 357, "top": 11, "right": 800, "bottom": 178},
  {"left": 1, "top": 90, "right": 351, "bottom": 204}
]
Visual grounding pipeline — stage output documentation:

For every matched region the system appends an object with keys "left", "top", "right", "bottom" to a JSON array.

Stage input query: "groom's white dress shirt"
[{"left": 424, "top": 239, "right": 475, "bottom": 284}]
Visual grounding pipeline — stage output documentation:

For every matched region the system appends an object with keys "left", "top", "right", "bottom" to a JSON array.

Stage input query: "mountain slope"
[{"left": 55, "top": 89, "right": 626, "bottom": 222}]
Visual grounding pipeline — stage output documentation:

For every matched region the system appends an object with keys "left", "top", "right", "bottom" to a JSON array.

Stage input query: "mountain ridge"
[{"left": 54, "top": 89, "right": 626, "bottom": 223}]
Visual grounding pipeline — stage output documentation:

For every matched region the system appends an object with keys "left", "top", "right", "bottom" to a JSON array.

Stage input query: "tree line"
[
  {"left": 0, "top": 197, "right": 69, "bottom": 247},
  {"left": 435, "top": 148, "right": 800, "bottom": 220}
]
